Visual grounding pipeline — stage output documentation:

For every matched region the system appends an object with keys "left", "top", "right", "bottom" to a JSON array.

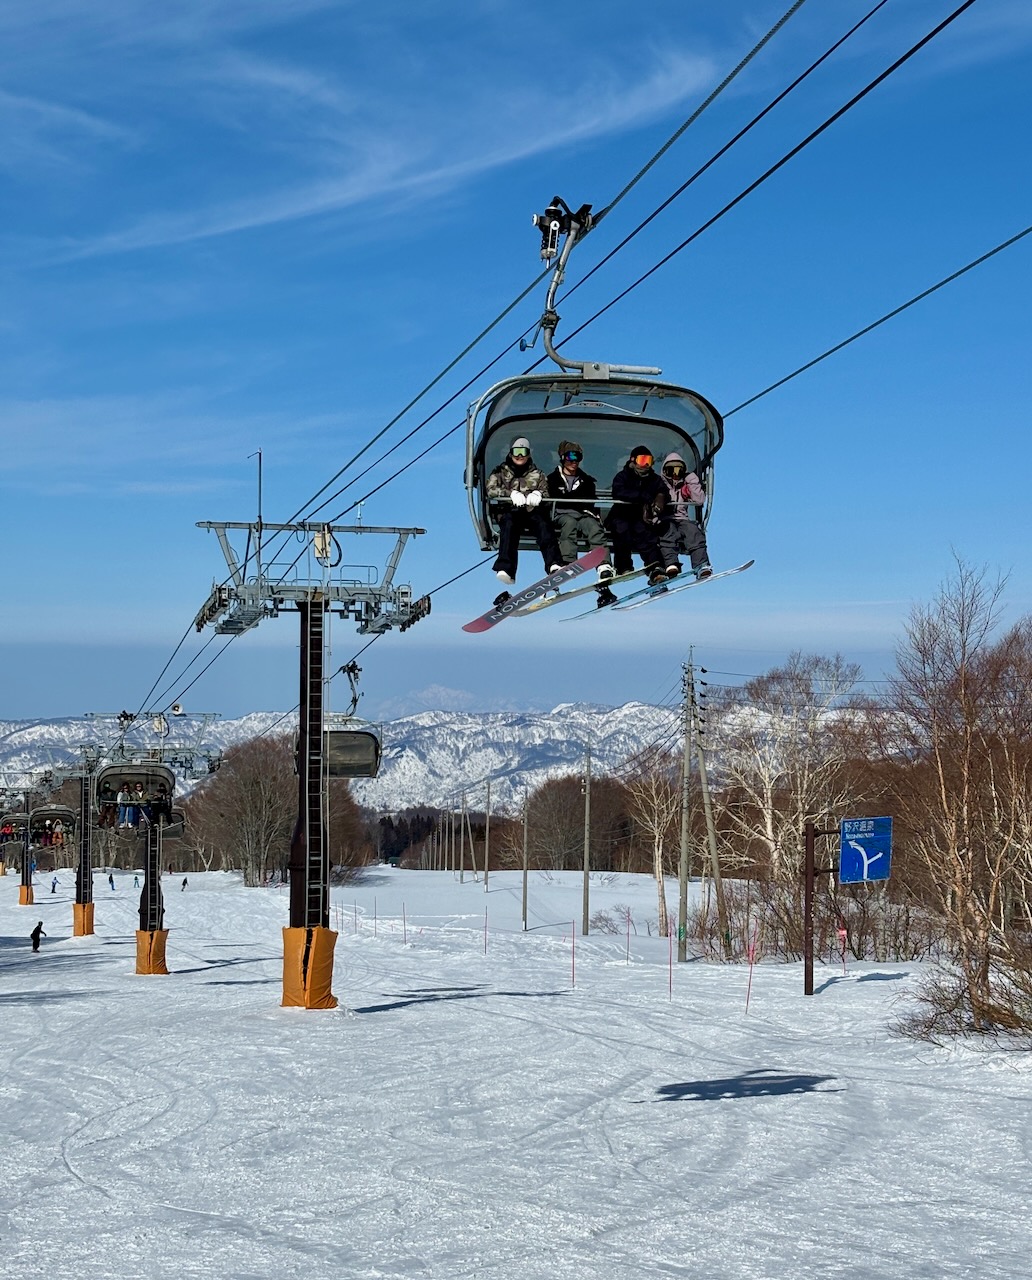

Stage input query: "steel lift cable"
[
  {"left": 298, "top": 0, "right": 892, "bottom": 529},
  {"left": 310, "top": 0, "right": 982, "bottom": 536},
  {"left": 128, "top": 1, "right": 980, "bottom": 714},
  {"left": 239, "top": 0, "right": 814, "bottom": 574},
  {"left": 547, "top": 0, "right": 982, "bottom": 364},
  {"left": 725, "top": 221, "right": 1032, "bottom": 416}
]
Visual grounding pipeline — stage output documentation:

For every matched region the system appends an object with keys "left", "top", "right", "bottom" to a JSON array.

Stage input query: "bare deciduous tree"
[
  {"left": 710, "top": 652, "right": 864, "bottom": 882},
  {"left": 624, "top": 753, "right": 680, "bottom": 937},
  {"left": 866, "top": 560, "right": 1032, "bottom": 1032}
]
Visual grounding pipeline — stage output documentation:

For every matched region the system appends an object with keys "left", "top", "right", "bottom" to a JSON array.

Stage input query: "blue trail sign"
[{"left": 839, "top": 817, "right": 892, "bottom": 884}]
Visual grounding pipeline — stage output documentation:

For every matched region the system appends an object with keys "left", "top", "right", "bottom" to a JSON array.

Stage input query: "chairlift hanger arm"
[{"left": 533, "top": 195, "right": 660, "bottom": 379}]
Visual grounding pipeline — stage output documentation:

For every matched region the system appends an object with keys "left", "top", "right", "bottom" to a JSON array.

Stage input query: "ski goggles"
[
  {"left": 632, "top": 452, "right": 654, "bottom": 466},
  {"left": 663, "top": 463, "right": 686, "bottom": 479},
  {"left": 510, "top": 447, "right": 530, "bottom": 458},
  {"left": 560, "top": 450, "right": 582, "bottom": 462}
]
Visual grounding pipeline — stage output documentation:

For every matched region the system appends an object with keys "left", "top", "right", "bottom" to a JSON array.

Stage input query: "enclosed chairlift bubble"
[
  {"left": 465, "top": 196, "right": 724, "bottom": 552},
  {"left": 28, "top": 804, "right": 76, "bottom": 849},
  {"left": 325, "top": 725, "right": 382, "bottom": 779},
  {"left": 0, "top": 811, "right": 28, "bottom": 845},
  {"left": 95, "top": 761, "right": 177, "bottom": 831}
]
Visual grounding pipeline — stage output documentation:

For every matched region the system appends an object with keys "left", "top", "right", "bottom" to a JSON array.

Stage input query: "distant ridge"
[{"left": 0, "top": 703, "right": 678, "bottom": 813}]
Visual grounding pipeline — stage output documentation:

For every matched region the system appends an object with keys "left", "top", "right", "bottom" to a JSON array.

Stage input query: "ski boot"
[{"left": 596, "top": 585, "right": 618, "bottom": 608}]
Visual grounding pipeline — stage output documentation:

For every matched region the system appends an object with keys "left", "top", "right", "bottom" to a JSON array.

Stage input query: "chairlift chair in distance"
[
  {"left": 465, "top": 196, "right": 724, "bottom": 553},
  {"left": 294, "top": 721, "right": 382, "bottom": 780},
  {"left": 95, "top": 760, "right": 177, "bottom": 829},
  {"left": 28, "top": 803, "right": 76, "bottom": 852},
  {"left": 325, "top": 724, "right": 382, "bottom": 779}
]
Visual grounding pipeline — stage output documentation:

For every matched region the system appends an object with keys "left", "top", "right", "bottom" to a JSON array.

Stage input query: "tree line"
[{"left": 169, "top": 560, "right": 1031, "bottom": 1039}]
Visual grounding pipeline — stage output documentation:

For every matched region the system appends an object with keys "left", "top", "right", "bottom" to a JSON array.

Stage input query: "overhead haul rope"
[
  {"left": 547, "top": 0, "right": 982, "bottom": 361},
  {"left": 593, "top": 0, "right": 810, "bottom": 223},
  {"left": 564, "top": 0, "right": 892, "bottom": 305},
  {"left": 131, "top": 0, "right": 977, "bottom": 717},
  {"left": 290, "top": 0, "right": 887, "bottom": 530},
  {"left": 724, "top": 222, "right": 1032, "bottom": 416},
  {"left": 127, "top": 3, "right": 828, "bottom": 716},
  {"left": 237, "top": 0, "right": 814, "bottom": 576},
  {"left": 309, "top": 0, "right": 982, "bottom": 532}
]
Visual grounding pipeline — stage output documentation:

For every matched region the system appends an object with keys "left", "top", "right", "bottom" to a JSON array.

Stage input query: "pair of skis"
[{"left": 462, "top": 546, "right": 753, "bottom": 633}]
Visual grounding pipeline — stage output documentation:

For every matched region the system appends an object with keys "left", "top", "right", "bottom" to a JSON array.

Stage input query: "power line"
[
  {"left": 594, "top": 0, "right": 811, "bottom": 222},
  {"left": 551, "top": 0, "right": 981, "bottom": 358},
  {"left": 725, "top": 221, "right": 1032, "bottom": 415},
  {"left": 243, "top": 1, "right": 814, "bottom": 570}
]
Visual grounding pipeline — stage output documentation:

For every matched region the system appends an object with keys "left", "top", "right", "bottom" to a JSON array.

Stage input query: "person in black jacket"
[
  {"left": 606, "top": 445, "right": 669, "bottom": 585},
  {"left": 545, "top": 440, "right": 615, "bottom": 575},
  {"left": 30, "top": 921, "right": 46, "bottom": 951}
]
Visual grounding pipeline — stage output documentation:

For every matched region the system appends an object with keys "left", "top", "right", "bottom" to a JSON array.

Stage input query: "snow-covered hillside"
[
  {"left": 0, "top": 703, "right": 679, "bottom": 813},
  {"left": 1, "top": 868, "right": 1029, "bottom": 1279}
]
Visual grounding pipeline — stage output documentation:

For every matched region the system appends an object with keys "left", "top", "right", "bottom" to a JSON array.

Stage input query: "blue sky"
[{"left": 1, "top": 0, "right": 1030, "bottom": 722}]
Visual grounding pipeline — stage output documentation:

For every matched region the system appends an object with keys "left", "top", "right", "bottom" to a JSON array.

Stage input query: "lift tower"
[{"left": 195, "top": 519, "right": 429, "bottom": 1008}]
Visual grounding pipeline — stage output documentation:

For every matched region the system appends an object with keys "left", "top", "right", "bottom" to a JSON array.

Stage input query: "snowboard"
[
  {"left": 461, "top": 546, "right": 609, "bottom": 633},
  {"left": 509, "top": 565, "right": 647, "bottom": 617},
  {"left": 613, "top": 559, "right": 755, "bottom": 611},
  {"left": 563, "top": 560, "right": 754, "bottom": 620}
]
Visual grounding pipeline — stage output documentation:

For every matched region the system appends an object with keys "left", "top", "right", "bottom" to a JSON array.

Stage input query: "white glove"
[
  {"left": 525, "top": 490, "right": 542, "bottom": 508},
  {"left": 510, "top": 490, "right": 527, "bottom": 507}
]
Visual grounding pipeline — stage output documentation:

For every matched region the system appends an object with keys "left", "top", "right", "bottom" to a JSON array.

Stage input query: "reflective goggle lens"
[
  {"left": 633, "top": 453, "right": 653, "bottom": 465},
  {"left": 511, "top": 447, "right": 529, "bottom": 457},
  {"left": 664, "top": 465, "right": 686, "bottom": 478},
  {"left": 561, "top": 451, "right": 582, "bottom": 461}
]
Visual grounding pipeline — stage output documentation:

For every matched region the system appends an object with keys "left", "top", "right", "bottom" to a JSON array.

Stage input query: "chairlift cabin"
[
  {"left": 95, "top": 761, "right": 177, "bottom": 829},
  {"left": 28, "top": 804, "right": 76, "bottom": 850},
  {"left": 466, "top": 373, "right": 723, "bottom": 551},
  {"left": 163, "top": 808, "right": 187, "bottom": 840},
  {"left": 295, "top": 721, "right": 382, "bottom": 779},
  {"left": 465, "top": 194, "right": 724, "bottom": 552},
  {"left": 325, "top": 724, "right": 382, "bottom": 779},
  {"left": 1, "top": 811, "right": 28, "bottom": 848}
]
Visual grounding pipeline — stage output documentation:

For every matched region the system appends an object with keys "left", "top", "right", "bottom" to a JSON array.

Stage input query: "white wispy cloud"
[{"left": 31, "top": 44, "right": 714, "bottom": 262}]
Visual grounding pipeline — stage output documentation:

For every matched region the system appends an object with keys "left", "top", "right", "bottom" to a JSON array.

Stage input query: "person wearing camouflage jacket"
[{"left": 487, "top": 437, "right": 562, "bottom": 585}]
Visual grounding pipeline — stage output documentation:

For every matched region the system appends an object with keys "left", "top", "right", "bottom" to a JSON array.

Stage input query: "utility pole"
[
  {"left": 582, "top": 746, "right": 591, "bottom": 935},
  {"left": 677, "top": 665, "right": 693, "bottom": 963},
  {"left": 687, "top": 661, "right": 731, "bottom": 959},
  {"left": 521, "top": 792, "right": 530, "bottom": 931},
  {"left": 459, "top": 793, "right": 466, "bottom": 883},
  {"left": 483, "top": 780, "right": 491, "bottom": 891}
]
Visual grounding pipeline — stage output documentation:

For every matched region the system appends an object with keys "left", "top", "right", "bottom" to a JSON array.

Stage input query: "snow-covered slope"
[{"left": 1, "top": 868, "right": 1028, "bottom": 1280}]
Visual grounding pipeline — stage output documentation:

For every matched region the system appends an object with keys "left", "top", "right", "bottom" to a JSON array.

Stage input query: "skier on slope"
[
  {"left": 606, "top": 446, "right": 669, "bottom": 585},
  {"left": 30, "top": 921, "right": 46, "bottom": 952},
  {"left": 486, "top": 437, "right": 563, "bottom": 591},
  {"left": 657, "top": 452, "right": 712, "bottom": 581}
]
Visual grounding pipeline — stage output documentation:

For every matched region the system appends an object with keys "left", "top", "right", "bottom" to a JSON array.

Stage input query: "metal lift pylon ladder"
[{"left": 194, "top": 517, "right": 429, "bottom": 1009}]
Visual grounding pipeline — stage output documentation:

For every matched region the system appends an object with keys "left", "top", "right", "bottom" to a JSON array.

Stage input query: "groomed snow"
[{"left": 1, "top": 867, "right": 1029, "bottom": 1279}]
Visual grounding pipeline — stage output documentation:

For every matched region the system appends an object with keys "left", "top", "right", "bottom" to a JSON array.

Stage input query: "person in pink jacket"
[{"left": 658, "top": 452, "right": 712, "bottom": 580}]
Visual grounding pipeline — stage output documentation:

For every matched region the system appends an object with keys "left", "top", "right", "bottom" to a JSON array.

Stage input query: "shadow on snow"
[
  {"left": 652, "top": 1069, "right": 840, "bottom": 1102},
  {"left": 354, "top": 985, "right": 565, "bottom": 1014}
]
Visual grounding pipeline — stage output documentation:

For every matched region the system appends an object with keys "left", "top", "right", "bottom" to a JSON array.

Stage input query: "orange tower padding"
[
  {"left": 0, "top": 861, "right": 7, "bottom": 876},
  {"left": 73, "top": 902, "right": 95, "bottom": 936},
  {"left": 135, "top": 929, "right": 170, "bottom": 975},
  {"left": 18, "top": 885, "right": 34, "bottom": 906},
  {"left": 282, "top": 926, "right": 338, "bottom": 1009}
]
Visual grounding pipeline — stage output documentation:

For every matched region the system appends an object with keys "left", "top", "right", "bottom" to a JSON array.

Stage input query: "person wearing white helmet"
[
  {"left": 486, "top": 437, "right": 563, "bottom": 589},
  {"left": 658, "top": 452, "right": 712, "bottom": 580}
]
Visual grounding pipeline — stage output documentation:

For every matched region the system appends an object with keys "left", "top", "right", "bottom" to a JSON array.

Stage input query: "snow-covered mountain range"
[{"left": 0, "top": 703, "right": 679, "bottom": 814}]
